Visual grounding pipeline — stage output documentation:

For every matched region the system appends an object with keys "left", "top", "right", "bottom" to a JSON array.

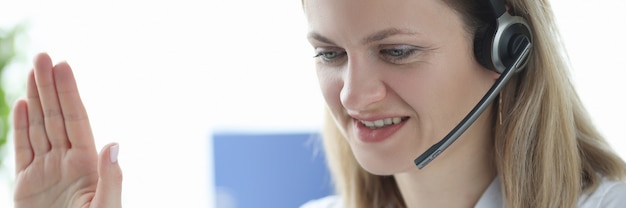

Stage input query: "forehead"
[{"left": 304, "top": 0, "right": 461, "bottom": 44}]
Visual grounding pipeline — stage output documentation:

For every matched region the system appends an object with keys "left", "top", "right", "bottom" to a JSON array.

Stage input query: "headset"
[{"left": 414, "top": 0, "right": 533, "bottom": 169}]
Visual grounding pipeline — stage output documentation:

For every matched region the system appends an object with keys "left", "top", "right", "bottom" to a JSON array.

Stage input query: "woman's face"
[{"left": 305, "top": 0, "right": 499, "bottom": 175}]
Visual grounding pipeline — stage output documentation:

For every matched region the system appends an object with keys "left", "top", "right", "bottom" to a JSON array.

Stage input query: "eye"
[
  {"left": 384, "top": 48, "right": 411, "bottom": 57},
  {"left": 379, "top": 45, "right": 423, "bottom": 64},
  {"left": 314, "top": 51, "right": 340, "bottom": 59},
  {"left": 313, "top": 48, "right": 347, "bottom": 64}
]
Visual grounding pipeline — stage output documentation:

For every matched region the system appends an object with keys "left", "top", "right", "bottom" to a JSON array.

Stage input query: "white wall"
[
  {"left": 0, "top": 0, "right": 624, "bottom": 207},
  {"left": 552, "top": 1, "right": 626, "bottom": 160}
]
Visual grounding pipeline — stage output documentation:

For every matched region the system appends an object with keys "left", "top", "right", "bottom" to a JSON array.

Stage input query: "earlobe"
[{"left": 490, "top": 70, "right": 501, "bottom": 80}]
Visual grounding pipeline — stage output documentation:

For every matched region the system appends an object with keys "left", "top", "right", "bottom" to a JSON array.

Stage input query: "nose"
[{"left": 340, "top": 56, "right": 386, "bottom": 112}]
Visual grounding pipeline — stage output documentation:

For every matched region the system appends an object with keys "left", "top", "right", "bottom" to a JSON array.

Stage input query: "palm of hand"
[{"left": 14, "top": 148, "right": 98, "bottom": 207}]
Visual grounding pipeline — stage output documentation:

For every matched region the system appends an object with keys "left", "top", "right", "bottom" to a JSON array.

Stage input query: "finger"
[
  {"left": 93, "top": 143, "right": 123, "bottom": 208},
  {"left": 12, "top": 99, "right": 34, "bottom": 172},
  {"left": 53, "top": 61, "right": 95, "bottom": 149},
  {"left": 26, "top": 69, "right": 51, "bottom": 155},
  {"left": 33, "top": 53, "right": 70, "bottom": 149}
]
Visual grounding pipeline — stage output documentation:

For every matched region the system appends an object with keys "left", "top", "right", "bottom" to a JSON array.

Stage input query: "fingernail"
[{"left": 110, "top": 144, "right": 119, "bottom": 163}]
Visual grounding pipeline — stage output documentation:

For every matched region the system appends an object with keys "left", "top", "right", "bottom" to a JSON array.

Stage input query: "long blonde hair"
[{"left": 318, "top": 0, "right": 626, "bottom": 207}]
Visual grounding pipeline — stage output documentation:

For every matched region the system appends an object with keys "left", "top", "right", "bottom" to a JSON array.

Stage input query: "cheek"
[
  {"left": 316, "top": 68, "right": 343, "bottom": 111},
  {"left": 384, "top": 69, "right": 434, "bottom": 112}
]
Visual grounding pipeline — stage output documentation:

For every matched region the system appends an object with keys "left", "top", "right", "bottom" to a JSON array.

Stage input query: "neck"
[{"left": 394, "top": 130, "right": 496, "bottom": 207}]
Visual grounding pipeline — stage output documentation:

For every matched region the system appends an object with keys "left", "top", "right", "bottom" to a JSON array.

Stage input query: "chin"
[{"left": 351, "top": 148, "right": 416, "bottom": 176}]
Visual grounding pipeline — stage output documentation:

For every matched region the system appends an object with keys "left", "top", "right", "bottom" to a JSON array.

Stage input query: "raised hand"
[{"left": 12, "top": 53, "right": 122, "bottom": 208}]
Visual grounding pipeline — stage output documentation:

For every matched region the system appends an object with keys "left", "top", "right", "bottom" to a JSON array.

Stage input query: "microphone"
[{"left": 413, "top": 36, "right": 532, "bottom": 169}]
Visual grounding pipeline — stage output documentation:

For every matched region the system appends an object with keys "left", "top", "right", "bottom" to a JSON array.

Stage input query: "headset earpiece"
[
  {"left": 474, "top": 1, "right": 533, "bottom": 74},
  {"left": 474, "top": 25, "right": 497, "bottom": 72}
]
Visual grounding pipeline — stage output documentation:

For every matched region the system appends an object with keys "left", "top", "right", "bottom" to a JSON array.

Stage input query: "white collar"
[{"left": 474, "top": 176, "right": 503, "bottom": 208}]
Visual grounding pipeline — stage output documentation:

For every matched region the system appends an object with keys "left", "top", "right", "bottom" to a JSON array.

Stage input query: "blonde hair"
[{"left": 318, "top": 0, "right": 626, "bottom": 207}]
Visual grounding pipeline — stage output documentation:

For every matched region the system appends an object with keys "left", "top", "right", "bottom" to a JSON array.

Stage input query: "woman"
[
  {"left": 301, "top": 0, "right": 626, "bottom": 207},
  {"left": 11, "top": 1, "right": 626, "bottom": 208}
]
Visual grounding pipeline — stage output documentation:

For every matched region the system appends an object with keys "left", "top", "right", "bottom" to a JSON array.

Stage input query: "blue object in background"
[{"left": 212, "top": 132, "right": 333, "bottom": 208}]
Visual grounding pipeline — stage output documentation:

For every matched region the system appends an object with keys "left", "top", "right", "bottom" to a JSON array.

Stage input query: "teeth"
[
  {"left": 360, "top": 117, "right": 405, "bottom": 129},
  {"left": 374, "top": 120, "right": 384, "bottom": 127}
]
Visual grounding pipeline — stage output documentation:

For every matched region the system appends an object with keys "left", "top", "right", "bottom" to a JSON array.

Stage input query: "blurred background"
[{"left": 0, "top": 0, "right": 624, "bottom": 207}]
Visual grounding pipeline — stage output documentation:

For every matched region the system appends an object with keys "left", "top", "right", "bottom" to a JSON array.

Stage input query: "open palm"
[{"left": 12, "top": 53, "right": 122, "bottom": 208}]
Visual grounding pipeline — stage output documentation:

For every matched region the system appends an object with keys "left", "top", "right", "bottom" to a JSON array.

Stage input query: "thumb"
[{"left": 92, "top": 143, "right": 123, "bottom": 208}]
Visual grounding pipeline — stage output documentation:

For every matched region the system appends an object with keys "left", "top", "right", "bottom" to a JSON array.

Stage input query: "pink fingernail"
[{"left": 110, "top": 144, "right": 119, "bottom": 163}]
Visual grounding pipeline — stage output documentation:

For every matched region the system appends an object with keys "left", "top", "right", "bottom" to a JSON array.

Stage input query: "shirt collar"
[{"left": 474, "top": 176, "right": 503, "bottom": 208}]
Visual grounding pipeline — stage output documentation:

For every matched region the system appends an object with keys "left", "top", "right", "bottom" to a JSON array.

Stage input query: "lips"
[{"left": 353, "top": 116, "right": 409, "bottom": 143}]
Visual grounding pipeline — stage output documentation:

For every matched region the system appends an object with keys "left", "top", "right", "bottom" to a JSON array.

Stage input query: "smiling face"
[{"left": 305, "top": 0, "right": 499, "bottom": 175}]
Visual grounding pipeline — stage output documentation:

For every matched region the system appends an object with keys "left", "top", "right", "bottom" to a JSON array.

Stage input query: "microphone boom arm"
[{"left": 414, "top": 40, "right": 532, "bottom": 169}]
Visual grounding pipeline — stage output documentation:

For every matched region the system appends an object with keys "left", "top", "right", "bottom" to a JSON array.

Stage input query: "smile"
[{"left": 360, "top": 117, "right": 409, "bottom": 129}]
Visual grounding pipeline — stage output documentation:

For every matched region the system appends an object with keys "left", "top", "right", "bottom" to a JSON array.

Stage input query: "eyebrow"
[
  {"left": 362, "top": 28, "right": 419, "bottom": 44},
  {"left": 307, "top": 27, "right": 420, "bottom": 46},
  {"left": 308, "top": 32, "right": 337, "bottom": 45}
]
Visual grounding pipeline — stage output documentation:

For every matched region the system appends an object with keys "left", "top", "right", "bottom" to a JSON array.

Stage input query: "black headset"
[
  {"left": 414, "top": 0, "right": 534, "bottom": 169},
  {"left": 474, "top": 0, "right": 533, "bottom": 74}
]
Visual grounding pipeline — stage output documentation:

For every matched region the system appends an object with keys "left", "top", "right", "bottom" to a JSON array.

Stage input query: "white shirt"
[{"left": 300, "top": 177, "right": 626, "bottom": 208}]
